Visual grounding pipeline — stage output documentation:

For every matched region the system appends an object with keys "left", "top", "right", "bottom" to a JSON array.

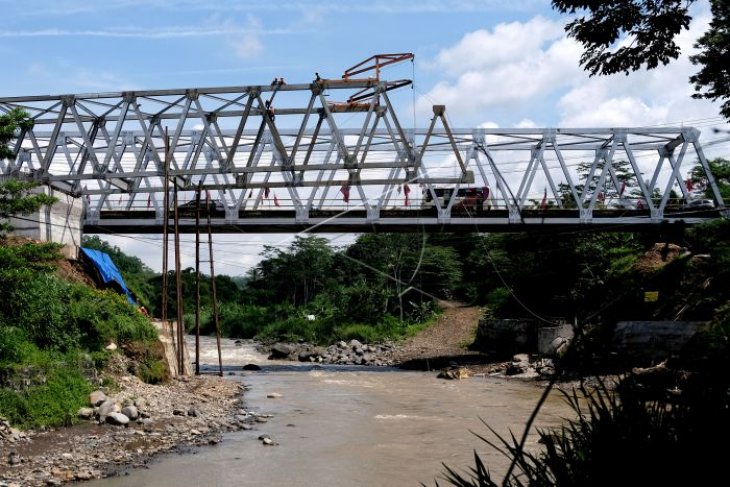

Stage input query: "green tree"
[
  {"left": 558, "top": 159, "right": 639, "bottom": 207},
  {"left": 81, "top": 235, "right": 152, "bottom": 275},
  {"left": 81, "top": 235, "right": 158, "bottom": 307},
  {"left": 690, "top": 157, "right": 730, "bottom": 201},
  {"left": 552, "top": 0, "right": 730, "bottom": 119},
  {"left": 346, "top": 234, "right": 462, "bottom": 319},
  {"left": 0, "top": 109, "right": 55, "bottom": 234},
  {"left": 248, "top": 236, "right": 336, "bottom": 306},
  {"left": 0, "top": 108, "right": 33, "bottom": 160},
  {"left": 689, "top": 0, "right": 730, "bottom": 118}
]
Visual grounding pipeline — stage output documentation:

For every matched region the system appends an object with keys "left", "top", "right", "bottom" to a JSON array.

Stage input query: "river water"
[{"left": 90, "top": 337, "right": 573, "bottom": 487}]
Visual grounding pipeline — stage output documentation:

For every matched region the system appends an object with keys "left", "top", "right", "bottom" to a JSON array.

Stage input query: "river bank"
[{"left": 0, "top": 359, "right": 247, "bottom": 487}]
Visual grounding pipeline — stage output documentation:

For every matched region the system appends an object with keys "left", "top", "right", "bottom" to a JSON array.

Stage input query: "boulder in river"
[
  {"left": 105, "top": 412, "right": 130, "bottom": 426},
  {"left": 437, "top": 367, "right": 470, "bottom": 380},
  {"left": 121, "top": 405, "right": 139, "bottom": 420},
  {"left": 77, "top": 407, "right": 95, "bottom": 420},
  {"left": 269, "top": 343, "right": 295, "bottom": 359},
  {"left": 89, "top": 390, "right": 108, "bottom": 407},
  {"left": 98, "top": 399, "right": 121, "bottom": 419}
]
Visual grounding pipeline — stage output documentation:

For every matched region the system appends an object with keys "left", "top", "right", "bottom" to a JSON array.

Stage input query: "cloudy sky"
[{"left": 3, "top": 0, "right": 728, "bottom": 275}]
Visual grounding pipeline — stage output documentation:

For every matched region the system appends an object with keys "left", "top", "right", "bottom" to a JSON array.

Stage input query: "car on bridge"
[
  {"left": 608, "top": 198, "right": 639, "bottom": 210},
  {"left": 178, "top": 198, "right": 227, "bottom": 213},
  {"left": 681, "top": 198, "right": 715, "bottom": 210},
  {"left": 422, "top": 187, "right": 490, "bottom": 211}
]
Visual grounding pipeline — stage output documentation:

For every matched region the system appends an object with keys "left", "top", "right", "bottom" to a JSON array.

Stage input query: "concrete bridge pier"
[{"left": 8, "top": 185, "right": 83, "bottom": 259}]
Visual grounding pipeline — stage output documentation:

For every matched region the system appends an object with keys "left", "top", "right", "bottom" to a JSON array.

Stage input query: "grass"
[{"left": 0, "top": 353, "right": 92, "bottom": 429}]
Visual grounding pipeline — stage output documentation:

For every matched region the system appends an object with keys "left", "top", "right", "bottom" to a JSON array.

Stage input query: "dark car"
[
  {"left": 178, "top": 199, "right": 227, "bottom": 212},
  {"left": 681, "top": 199, "right": 715, "bottom": 210}
]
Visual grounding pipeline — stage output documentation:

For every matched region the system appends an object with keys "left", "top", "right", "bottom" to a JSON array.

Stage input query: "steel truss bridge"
[{"left": 0, "top": 67, "right": 727, "bottom": 234}]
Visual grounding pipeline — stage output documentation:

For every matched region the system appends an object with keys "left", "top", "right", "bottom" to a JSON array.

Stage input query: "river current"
[{"left": 89, "top": 337, "right": 572, "bottom": 487}]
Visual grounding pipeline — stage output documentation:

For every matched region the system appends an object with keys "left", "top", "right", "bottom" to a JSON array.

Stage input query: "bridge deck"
[{"left": 85, "top": 207, "right": 721, "bottom": 234}]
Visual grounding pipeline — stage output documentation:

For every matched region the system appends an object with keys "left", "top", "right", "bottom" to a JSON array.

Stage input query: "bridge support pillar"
[{"left": 8, "top": 185, "right": 83, "bottom": 259}]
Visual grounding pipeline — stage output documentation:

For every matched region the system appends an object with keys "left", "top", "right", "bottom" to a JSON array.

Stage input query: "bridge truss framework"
[{"left": 0, "top": 76, "right": 726, "bottom": 234}]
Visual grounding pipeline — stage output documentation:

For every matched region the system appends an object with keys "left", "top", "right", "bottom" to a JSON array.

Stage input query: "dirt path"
[{"left": 391, "top": 301, "right": 485, "bottom": 367}]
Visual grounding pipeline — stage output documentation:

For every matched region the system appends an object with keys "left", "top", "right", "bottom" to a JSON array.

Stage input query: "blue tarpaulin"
[{"left": 80, "top": 247, "right": 136, "bottom": 305}]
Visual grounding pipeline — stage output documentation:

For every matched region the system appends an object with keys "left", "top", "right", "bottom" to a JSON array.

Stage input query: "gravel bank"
[{"left": 0, "top": 371, "right": 251, "bottom": 487}]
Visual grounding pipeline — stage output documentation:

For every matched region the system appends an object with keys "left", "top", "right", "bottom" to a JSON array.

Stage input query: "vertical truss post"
[{"left": 687, "top": 128, "right": 725, "bottom": 208}]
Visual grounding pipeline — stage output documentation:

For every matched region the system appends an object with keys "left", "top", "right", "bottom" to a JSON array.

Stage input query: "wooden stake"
[
  {"left": 206, "top": 193, "right": 223, "bottom": 376},
  {"left": 174, "top": 183, "right": 184, "bottom": 375},
  {"left": 194, "top": 184, "right": 201, "bottom": 375}
]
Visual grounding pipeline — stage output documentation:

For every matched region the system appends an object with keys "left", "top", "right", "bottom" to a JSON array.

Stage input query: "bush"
[
  {"left": 0, "top": 326, "right": 37, "bottom": 364},
  {"left": 2, "top": 274, "right": 156, "bottom": 353},
  {"left": 0, "top": 354, "right": 92, "bottom": 429},
  {"left": 484, "top": 287, "right": 511, "bottom": 316},
  {"left": 333, "top": 315, "right": 421, "bottom": 344},
  {"left": 334, "top": 324, "right": 382, "bottom": 343},
  {"left": 0, "top": 240, "right": 169, "bottom": 427},
  {"left": 123, "top": 340, "right": 170, "bottom": 384},
  {"left": 219, "top": 304, "right": 269, "bottom": 338},
  {"left": 257, "top": 316, "right": 328, "bottom": 344},
  {"left": 67, "top": 286, "right": 158, "bottom": 349}
]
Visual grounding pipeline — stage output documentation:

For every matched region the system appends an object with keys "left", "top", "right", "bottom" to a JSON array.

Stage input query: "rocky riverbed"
[
  {"left": 263, "top": 339, "right": 399, "bottom": 366},
  {"left": 261, "top": 340, "right": 557, "bottom": 380},
  {"left": 0, "top": 366, "right": 254, "bottom": 487}
]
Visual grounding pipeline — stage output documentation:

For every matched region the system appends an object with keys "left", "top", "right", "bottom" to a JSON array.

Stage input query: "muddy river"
[{"left": 89, "top": 337, "right": 572, "bottom": 487}]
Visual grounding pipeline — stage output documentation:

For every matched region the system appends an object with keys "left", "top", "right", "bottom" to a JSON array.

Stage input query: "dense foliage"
[
  {"left": 125, "top": 234, "right": 463, "bottom": 344},
  {"left": 552, "top": 0, "right": 730, "bottom": 120},
  {"left": 0, "top": 241, "right": 160, "bottom": 429},
  {"left": 81, "top": 235, "right": 158, "bottom": 307},
  {"left": 433, "top": 219, "right": 730, "bottom": 487}
]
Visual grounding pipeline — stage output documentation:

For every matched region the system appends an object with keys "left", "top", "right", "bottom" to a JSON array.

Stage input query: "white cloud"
[
  {"left": 419, "top": 6, "right": 730, "bottom": 136},
  {"left": 559, "top": 95, "right": 669, "bottom": 128},
  {"left": 229, "top": 15, "right": 264, "bottom": 59},
  {"left": 429, "top": 17, "right": 564, "bottom": 76},
  {"left": 233, "top": 32, "right": 263, "bottom": 58},
  {"left": 478, "top": 121, "right": 499, "bottom": 129},
  {"left": 516, "top": 118, "right": 537, "bottom": 128},
  {"left": 17, "top": 0, "right": 547, "bottom": 16},
  {"left": 0, "top": 26, "right": 291, "bottom": 39},
  {"left": 417, "top": 19, "right": 584, "bottom": 121}
]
